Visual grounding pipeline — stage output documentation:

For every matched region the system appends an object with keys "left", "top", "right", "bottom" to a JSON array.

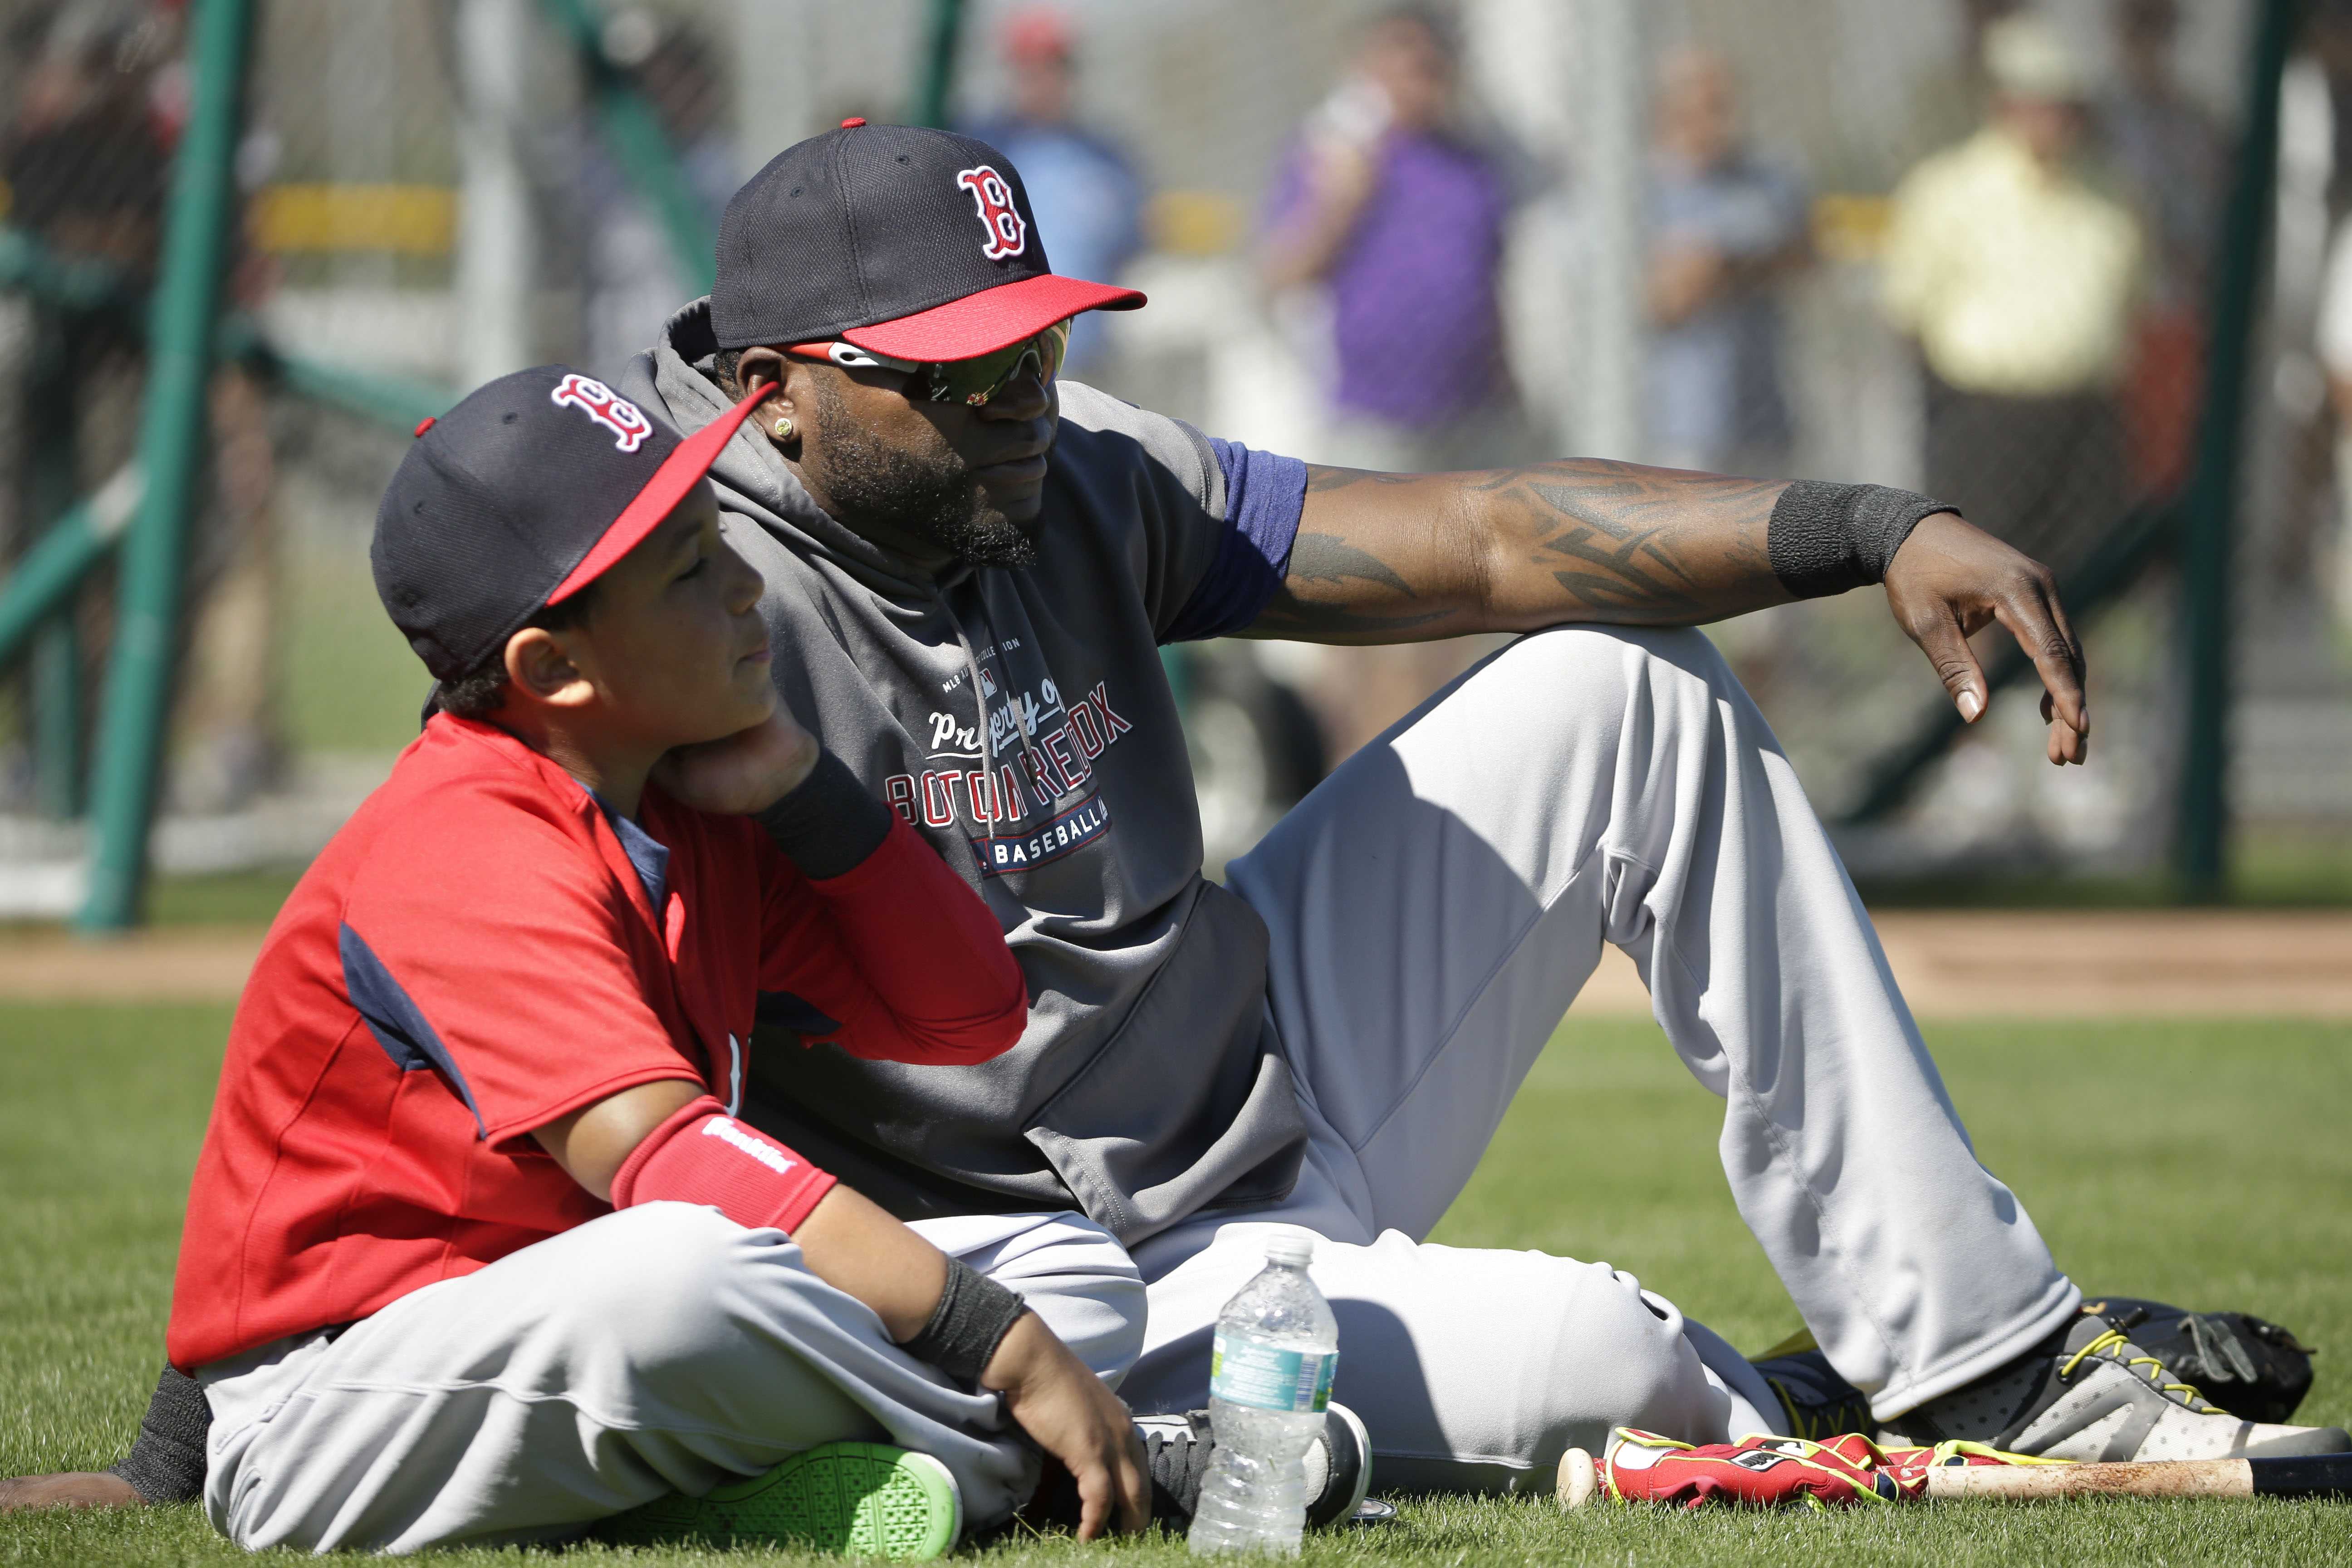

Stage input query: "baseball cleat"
[
  {"left": 1879, "top": 1308, "right": 2352, "bottom": 1463},
  {"left": 597, "top": 1441, "right": 961, "bottom": 1559},
  {"left": 1750, "top": 1346, "right": 1877, "bottom": 1441},
  {"left": 1136, "top": 1401, "right": 1374, "bottom": 1531}
]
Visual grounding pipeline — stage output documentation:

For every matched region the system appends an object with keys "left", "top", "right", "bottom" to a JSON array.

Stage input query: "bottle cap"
[{"left": 1266, "top": 1235, "right": 1314, "bottom": 1268}]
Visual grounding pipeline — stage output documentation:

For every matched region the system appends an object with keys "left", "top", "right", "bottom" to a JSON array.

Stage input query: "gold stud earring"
[{"left": 771, "top": 415, "right": 795, "bottom": 441}]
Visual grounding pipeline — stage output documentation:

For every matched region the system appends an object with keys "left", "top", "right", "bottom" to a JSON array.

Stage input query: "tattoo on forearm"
[
  {"left": 1285, "top": 531, "right": 1416, "bottom": 597},
  {"left": 1475, "top": 464, "right": 1781, "bottom": 622},
  {"left": 1252, "top": 529, "right": 1449, "bottom": 637},
  {"left": 1252, "top": 461, "right": 1787, "bottom": 642}
]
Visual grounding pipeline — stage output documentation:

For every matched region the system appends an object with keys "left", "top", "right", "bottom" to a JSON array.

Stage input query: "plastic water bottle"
[{"left": 1186, "top": 1236, "right": 1337, "bottom": 1557}]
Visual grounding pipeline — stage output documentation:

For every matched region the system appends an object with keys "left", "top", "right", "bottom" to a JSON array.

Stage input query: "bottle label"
[{"left": 1209, "top": 1331, "right": 1336, "bottom": 1413}]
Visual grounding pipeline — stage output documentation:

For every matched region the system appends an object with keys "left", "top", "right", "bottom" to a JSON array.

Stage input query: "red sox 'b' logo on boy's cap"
[
  {"left": 956, "top": 166, "right": 1028, "bottom": 261},
  {"left": 549, "top": 372, "right": 653, "bottom": 452}
]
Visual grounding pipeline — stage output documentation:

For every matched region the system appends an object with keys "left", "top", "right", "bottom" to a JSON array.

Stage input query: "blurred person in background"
[
  {"left": 1, "top": 0, "right": 281, "bottom": 814},
  {"left": 1259, "top": 3, "right": 1519, "bottom": 474},
  {"left": 1645, "top": 46, "right": 1811, "bottom": 477},
  {"left": 1258, "top": 4, "right": 1522, "bottom": 763},
  {"left": 2102, "top": 0, "right": 2228, "bottom": 497},
  {"left": 964, "top": 6, "right": 1144, "bottom": 377},
  {"left": 1905, "top": 0, "right": 2024, "bottom": 172},
  {"left": 1882, "top": 12, "right": 2143, "bottom": 567},
  {"left": 573, "top": 11, "right": 737, "bottom": 381}
]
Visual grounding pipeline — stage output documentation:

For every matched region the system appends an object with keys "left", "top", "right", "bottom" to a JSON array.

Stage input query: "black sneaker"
[
  {"left": 1749, "top": 1347, "right": 1876, "bottom": 1440},
  {"left": 2080, "top": 1297, "right": 2317, "bottom": 1424},
  {"left": 1880, "top": 1307, "right": 2352, "bottom": 1463},
  {"left": 1136, "top": 1403, "right": 1372, "bottom": 1531}
]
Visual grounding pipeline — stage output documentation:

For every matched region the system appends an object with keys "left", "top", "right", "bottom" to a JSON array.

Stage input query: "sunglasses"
[{"left": 787, "top": 319, "right": 1071, "bottom": 407}]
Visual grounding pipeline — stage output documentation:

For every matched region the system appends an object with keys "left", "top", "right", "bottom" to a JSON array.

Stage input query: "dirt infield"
[
  {"left": 1573, "top": 910, "right": 2352, "bottom": 1019},
  {"left": 2, "top": 910, "right": 2347, "bottom": 1018}
]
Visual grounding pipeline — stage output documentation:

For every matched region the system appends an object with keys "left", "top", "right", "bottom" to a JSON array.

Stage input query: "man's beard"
[{"left": 810, "top": 377, "right": 1038, "bottom": 568}]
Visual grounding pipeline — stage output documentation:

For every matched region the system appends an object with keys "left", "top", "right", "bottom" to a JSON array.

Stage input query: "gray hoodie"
[{"left": 621, "top": 302, "right": 1310, "bottom": 1246}]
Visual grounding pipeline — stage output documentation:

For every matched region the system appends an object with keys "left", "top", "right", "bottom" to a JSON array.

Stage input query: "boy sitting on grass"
[{"left": 160, "top": 367, "right": 1150, "bottom": 1554}]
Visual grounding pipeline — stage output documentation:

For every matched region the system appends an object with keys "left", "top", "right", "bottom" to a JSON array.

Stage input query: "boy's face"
[{"left": 556, "top": 484, "right": 775, "bottom": 750}]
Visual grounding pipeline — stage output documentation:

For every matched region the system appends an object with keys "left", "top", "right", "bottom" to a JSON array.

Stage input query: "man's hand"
[
  {"left": 650, "top": 709, "right": 820, "bottom": 815},
  {"left": 982, "top": 1313, "right": 1150, "bottom": 1540},
  {"left": 1256, "top": 461, "right": 2091, "bottom": 763},
  {"left": 1882, "top": 511, "right": 2087, "bottom": 764},
  {"left": 0, "top": 1472, "right": 144, "bottom": 1512}
]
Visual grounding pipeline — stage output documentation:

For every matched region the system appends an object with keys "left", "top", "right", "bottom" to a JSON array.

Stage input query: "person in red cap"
[
  {"left": 99, "top": 365, "right": 1154, "bottom": 1555},
  {"left": 960, "top": 5, "right": 1146, "bottom": 376},
  {"left": 606, "top": 120, "right": 2339, "bottom": 1490}
]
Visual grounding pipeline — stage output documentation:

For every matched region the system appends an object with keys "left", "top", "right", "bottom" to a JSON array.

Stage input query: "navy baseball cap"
[
  {"left": 711, "top": 119, "right": 1145, "bottom": 363},
  {"left": 372, "top": 366, "right": 776, "bottom": 682}
]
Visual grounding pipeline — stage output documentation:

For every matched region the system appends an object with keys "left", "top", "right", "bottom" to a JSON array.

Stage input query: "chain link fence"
[{"left": 2, "top": 0, "right": 2347, "bottom": 913}]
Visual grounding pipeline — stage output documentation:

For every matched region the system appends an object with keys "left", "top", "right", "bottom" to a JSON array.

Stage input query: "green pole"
[
  {"left": 0, "top": 475, "right": 140, "bottom": 673},
  {"left": 77, "top": 0, "right": 254, "bottom": 932},
  {"left": 24, "top": 307, "right": 83, "bottom": 817},
  {"left": 914, "top": 0, "right": 965, "bottom": 128},
  {"left": 2176, "top": 0, "right": 2299, "bottom": 903},
  {"left": 537, "top": 0, "right": 717, "bottom": 294}
]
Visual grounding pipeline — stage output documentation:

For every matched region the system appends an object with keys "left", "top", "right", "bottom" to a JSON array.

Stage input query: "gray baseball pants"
[
  {"left": 196, "top": 1204, "right": 1142, "bottom": 1553},
  {"left": 1119, "top": 626, "right": 2082, "bottom": 1492}
]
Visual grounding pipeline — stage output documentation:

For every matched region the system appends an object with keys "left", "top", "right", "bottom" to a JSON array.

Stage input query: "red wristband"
[{"left": 609, "top": 1094, "right": 839, "bottom": 1235}]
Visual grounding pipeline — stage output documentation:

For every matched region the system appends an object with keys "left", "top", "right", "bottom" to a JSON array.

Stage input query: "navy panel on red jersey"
[{"left": 167, "top": 716, "right": 1024, "bottom": 1372}]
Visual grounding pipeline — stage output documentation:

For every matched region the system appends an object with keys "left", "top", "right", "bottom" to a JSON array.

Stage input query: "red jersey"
[{"left": 167, "top": 715, "right": 1025, "bottom": 1372}]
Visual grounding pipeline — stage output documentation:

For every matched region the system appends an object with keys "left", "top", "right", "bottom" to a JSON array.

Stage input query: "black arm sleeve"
[
  {"left": 900, "top": 1256, "right": 1032, "bottom": 1391},
  {"left": 753, "top": 749, "right": 895, "bottom": 880},
  {"left": 106, "top": 1363, "right": 211, "bottom": 1504},
  {"left": 1766, "top": 481, "right": 1954, "bottom": 599}
]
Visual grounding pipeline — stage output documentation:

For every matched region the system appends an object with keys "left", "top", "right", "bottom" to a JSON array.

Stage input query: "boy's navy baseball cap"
[
  {"left": 372, "top": 365, "right": 776, "bottom": 682},
  {"left": 710, "top": 119, "right": 1145, "bottom": 361}
]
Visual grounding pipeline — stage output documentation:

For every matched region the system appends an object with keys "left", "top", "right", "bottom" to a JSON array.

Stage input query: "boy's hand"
[
  {"left": 651, "top": 710, "right": 820, "bottom": 815},
  {"left": 982, "top": 1313, "right": 1151, "bottom": 1539}
]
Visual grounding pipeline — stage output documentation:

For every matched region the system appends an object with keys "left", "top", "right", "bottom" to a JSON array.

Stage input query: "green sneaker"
[{"left": 598, "top": 1441, "right": 962, "bottom": 1559}]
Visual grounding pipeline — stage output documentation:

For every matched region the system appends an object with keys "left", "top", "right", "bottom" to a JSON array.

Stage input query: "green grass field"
[{"left": 4, "top": 1005, "right": 2347, "bottom": 1565}]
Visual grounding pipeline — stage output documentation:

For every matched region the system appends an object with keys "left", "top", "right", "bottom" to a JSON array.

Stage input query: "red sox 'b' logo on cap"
[
  {"left": 549, "top": 372, "right": 654, "bottom": 452},
  {"left": 956, "top": 166, "right": 1027, "bottom": 261}
]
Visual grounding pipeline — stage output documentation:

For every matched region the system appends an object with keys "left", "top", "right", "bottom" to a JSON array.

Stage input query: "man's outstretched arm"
[{"left": 1244, "top": 460, "right": 2089, "bottom": 765}]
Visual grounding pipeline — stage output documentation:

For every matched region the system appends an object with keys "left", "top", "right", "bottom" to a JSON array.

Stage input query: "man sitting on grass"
[
  {"left": 10, "top": 120, "right": 2347, "bottom": 1527},
  {"left": 42, "top": 366, "right": 1163, "bottom": 1555}
]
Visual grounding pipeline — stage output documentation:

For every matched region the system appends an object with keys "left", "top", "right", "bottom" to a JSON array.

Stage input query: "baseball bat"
[{"left": 1555, "top": 1449, "right": 2352, "bottom": 1509}]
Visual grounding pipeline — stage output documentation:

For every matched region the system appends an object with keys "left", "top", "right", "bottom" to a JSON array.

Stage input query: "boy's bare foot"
[{"left": 0, "top": 1471, "right": 145, "bottom": 1511}]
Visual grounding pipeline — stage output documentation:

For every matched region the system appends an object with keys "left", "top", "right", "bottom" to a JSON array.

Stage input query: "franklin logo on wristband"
[{"left": 703, "top": 1116, "right": 798, "bottom": 1176}]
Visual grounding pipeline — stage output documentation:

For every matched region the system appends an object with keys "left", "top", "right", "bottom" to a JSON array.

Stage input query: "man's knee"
[
  {"left": 1524, "top": 1268, "right": 1733, "bottom": 1459},
  {"left": 1473, "top": 626, "right": 1742, "bottom": 728}
]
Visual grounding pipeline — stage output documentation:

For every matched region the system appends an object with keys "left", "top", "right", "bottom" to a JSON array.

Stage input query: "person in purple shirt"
[{"left": 1260, "top": 5, "right": 1523, "bottom": 473}]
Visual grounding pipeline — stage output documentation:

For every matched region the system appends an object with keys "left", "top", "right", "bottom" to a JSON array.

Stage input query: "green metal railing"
[
  {"left": 2177, "top": 0, "right": 2301, "bottom": 901},
  {"left": 539, "top": 0, "right": 717, "bottom": 295},
  {"left": 76, "top": 0, "right": 257, "bottom": 931},
  {"left": 1840, "top": 0, "right": 2300, "bottom": 905},
  {"left": 4, "top": 0, "right": 941, "bottom": 928},
  {"left": 914, "top": 0, "right": 967, "bottom": 128}
]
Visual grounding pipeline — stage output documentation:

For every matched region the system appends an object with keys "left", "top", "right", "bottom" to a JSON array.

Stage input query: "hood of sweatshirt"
[{"left": 618, "top": 299, "right": 1306, "bottom": 1245}]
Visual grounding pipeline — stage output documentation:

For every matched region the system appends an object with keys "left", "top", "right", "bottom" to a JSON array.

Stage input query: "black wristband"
[
  {"left": 902, "top": 1257, "right": 1031, "bottom": 1391},
  {"left": 754, "top": 748, "right": 895, "bottom": 880},
  {"left": 1766, "top": 481, "right": 1952, "bottom": 599},
  {"left": 107, "top": 1363, "right": 212, "bottom": 1504}
]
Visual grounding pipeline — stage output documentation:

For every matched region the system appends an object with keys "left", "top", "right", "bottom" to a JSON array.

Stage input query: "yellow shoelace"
[{"left": 2058, "top": 1327, "right": 2220, "bottom": 1412}]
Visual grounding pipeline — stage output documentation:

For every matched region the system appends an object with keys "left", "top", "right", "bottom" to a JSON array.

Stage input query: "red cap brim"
[
  {"left": 839, "top": 272, "right": 1145, "bottom": 363},
  {"left": 546, "top": 383, "right": 777, "bottom": 604}
]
